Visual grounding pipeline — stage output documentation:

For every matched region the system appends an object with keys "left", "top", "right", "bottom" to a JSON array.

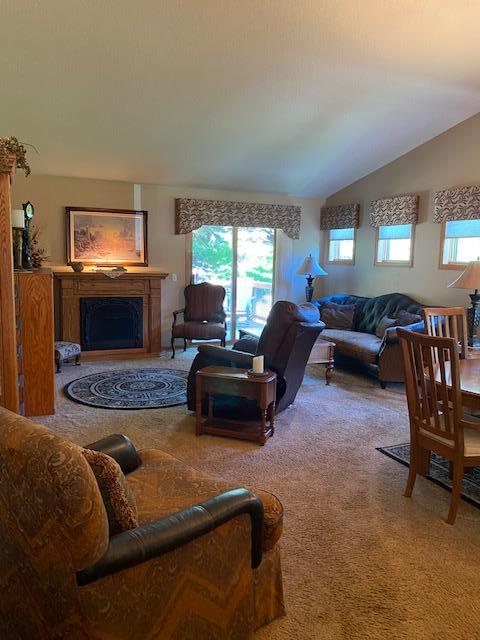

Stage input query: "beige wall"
[
  {"left": 11, "top": 175, "right": 322, "bottom": 346},
  {"left": 322, "top": 112, "right": 480, "bottom": 308}
]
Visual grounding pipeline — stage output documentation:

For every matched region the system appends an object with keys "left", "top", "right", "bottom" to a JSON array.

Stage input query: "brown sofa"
[
  {"left": 0, "top": 407, "right": 284, "bottom": 639},
  {"left": 313, "top": 293, "right": 425, "bottom": 386}
]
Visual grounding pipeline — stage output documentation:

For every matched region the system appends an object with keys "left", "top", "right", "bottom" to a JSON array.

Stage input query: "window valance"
[
  {"left": 369, "top": 194, "right": 419, "bottom": 227},
  {"left": 434, "top": 185, "right": 480, "bottom": 223},
  {"left": 320, "top": 203, "right": 359, "bottom": 230},
  {"left": 175, "top": 197, "right": 301, "bottom": 239}
]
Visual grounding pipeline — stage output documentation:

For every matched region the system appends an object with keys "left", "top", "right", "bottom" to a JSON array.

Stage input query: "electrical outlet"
[{"left": 171, "top": 273, "right": 177, "bottom": 282}]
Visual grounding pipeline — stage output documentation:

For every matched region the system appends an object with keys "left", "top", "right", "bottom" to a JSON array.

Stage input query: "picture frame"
[{"left": 66, "top": 207, "right": 148, "bottom": 266}]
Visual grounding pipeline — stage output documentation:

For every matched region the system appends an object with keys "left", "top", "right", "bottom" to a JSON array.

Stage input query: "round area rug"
[{"left": 64, "top": 368, "right": 188, "bottom": 409}]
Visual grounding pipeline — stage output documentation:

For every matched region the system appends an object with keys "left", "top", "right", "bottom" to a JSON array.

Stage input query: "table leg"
[
  {"left": 260, "top": 409, "right": 267, "bottom": 446},
  {"left": 325, "top": 361, "right": 334, "bottom": 385},
  {"left": 270, "top": 401, "right": 276, "bottom": 437},
  {"left": 195, "top": 376, "right": 202, "bottom": 436}
]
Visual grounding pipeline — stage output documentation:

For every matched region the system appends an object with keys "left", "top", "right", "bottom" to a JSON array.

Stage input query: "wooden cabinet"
[{"left": 15, "top": 271, "right": 55, "bottom": 416}]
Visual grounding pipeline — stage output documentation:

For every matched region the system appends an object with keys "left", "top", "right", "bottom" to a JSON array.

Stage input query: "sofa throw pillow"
[
  {"left": 396, "top": 309, "right": 422, "bottom": 326},
  {"left": 375, "top": 316, "right": 397, "bottom": 339},
  {"left": 320, "top": 302, "right": 356, "bottom": 330},
  {"left": 82, "top": 448, "right": 138, "bottom": 536}
]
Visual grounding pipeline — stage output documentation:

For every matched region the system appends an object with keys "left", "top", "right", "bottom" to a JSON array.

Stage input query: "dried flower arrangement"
[
  {"left": 30, "top": 225, "right": 49, "bottom": 269},
  {"left": 0, "top": 136, "right": 31, "bottom": 176}
]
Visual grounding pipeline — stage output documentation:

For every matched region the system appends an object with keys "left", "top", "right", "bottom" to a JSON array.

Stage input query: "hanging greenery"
[{"left": 0, "top": 136, "right": 31, "bottom": 176}]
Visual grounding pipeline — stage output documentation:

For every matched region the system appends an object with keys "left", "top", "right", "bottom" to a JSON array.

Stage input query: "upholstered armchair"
[
  {"left": 171, "top": 282, "right": 227, "bottom": 358},
  {"left": 0, "top": 407, "right": 285, "bottom": 639},
  {"left": 187, "top": 301, "right": 324, "bottom": 417}
]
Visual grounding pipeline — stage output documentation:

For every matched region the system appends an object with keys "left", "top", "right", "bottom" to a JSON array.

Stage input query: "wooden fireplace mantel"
[{"left": 54, "top": 270, "right": 168, "bottom": 356}]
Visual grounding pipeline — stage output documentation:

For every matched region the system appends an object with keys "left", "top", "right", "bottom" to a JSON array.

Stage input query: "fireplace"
[{"left": 80, "top": 297, "right": 143, "bottom": 351}]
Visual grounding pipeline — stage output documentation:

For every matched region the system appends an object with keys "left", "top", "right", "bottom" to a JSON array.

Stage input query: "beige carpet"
[{"left": 37, "top": 350, "right": 480, "bottom": 640}]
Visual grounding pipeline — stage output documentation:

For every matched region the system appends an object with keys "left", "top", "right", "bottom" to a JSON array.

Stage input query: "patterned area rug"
[
  {"left": 377, "top": 443, "right": 480, "bottom": 509},
  {"left": 64, "top": 368, "right": 188, "bottom": 409}
]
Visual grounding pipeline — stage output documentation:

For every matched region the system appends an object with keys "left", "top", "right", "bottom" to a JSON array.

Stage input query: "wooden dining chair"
[
  {"left": 398, "top": 327, "right": 480, "bottom": 524},
  {"left": 422, "top": 307, "right": 468, "bottom": 360}
]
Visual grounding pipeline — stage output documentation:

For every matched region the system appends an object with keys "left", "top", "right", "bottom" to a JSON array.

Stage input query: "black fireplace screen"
[{"left": 80, "top": 297, "right": 143, "bottom": 351}]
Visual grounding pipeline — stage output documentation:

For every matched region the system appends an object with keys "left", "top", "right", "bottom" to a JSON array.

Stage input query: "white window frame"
[
  {"left": 439, "top": 219, "right": 480, "bottom": 270},
  {"left": 375, "top": 223, "right": 415, "bottom": 267},
  {"left": 326, "top": 227, "right": 356, "bottom": 265}
]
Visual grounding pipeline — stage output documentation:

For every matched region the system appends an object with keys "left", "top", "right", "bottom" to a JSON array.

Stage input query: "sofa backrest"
[
  {"left": 356, "top": 293, "right": 424, "bottom": 334},
  {"left": 314, "top": 292, "right": 424, "bottom": 334}
]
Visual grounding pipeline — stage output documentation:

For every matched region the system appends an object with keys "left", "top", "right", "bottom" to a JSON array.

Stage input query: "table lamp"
[
  {"left": 296, "top": 254, "right": 327, "bottom": 302},
  {"left": 448, "top": 259, "right": 480, "bottom": 347},
  {"left": 11, "top": 209, "right": 25, "bottom": 271}
]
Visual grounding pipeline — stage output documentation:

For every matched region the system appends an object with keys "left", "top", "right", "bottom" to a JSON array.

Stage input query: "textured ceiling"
[{"left": 1, "top": 1, "right": 480, "bottom": 197}]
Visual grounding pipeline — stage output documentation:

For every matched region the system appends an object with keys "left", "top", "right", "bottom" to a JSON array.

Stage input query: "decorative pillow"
[
  {"left": 375, "top": 316, "right": 397, "bottom": 339},
  {"left": 82, "top": 448, "right": 138, "bottom": 535},
  {"left": 320, "top": 302, "right": 355, "bottom": 330},
  {"left": 396, "top": 309, "right": 422, "bottom": 326}
]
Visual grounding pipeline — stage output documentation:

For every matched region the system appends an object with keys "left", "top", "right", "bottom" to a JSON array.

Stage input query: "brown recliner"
[
  {"left": 0, "top": 407, "right": 285, "bottom": 639},
  {"left": 171, "top": 282, "right": 227, "bottom": 358},
  {"left": 187, "top": 301, "right": 325, "bottom": 416}
]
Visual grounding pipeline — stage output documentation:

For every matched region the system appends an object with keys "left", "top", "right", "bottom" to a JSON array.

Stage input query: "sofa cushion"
[
  {"left": 396, "top": 309, "right": 422, "bottom": 326},
  {"left": 313, "top": 294, "right": 369, "bottom": 331},
  {"left": 127, "top": 449, "right": 283, "bottom": 552},
  {"left": 320, "top": 302, "right": 355, "bottom": 330},
  {"left": 172, "top": 321, "right": 226, "bottom": 340},
  {"left": 375, "top": 316, "right": 397, "bottom": 338},
  {"left": 321, "top": 329, "right": 382, "bottom": 364},
  {"left": 83, "top": 448, "right": 139, "bottom": 535}
]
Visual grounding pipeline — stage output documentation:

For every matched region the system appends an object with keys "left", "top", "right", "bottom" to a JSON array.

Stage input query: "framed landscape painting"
[{"left": 66, "top": 207, "right": 148, "bottom": 266}]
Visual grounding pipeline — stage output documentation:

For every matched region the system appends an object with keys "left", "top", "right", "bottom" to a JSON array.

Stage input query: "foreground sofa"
[
  {"left": 313, "top": 293, "right": 425, "bottom": 386},
  {"left": 0, "top": 407, "right": 284, "bottom": 639}
]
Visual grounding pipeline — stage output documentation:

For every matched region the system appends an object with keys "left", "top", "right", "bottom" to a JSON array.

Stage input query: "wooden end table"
[
  {"left": 307, "top": 338, "right": 335, "bottom": 384},
  {"left": 195, "top": 366, "right": 277, "bottom": 445}
]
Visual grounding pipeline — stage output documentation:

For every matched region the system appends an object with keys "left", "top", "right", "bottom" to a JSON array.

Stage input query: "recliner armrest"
[
  {"left": 197, "top": 344, "right": 254, "bottom": 368},
  {"left": 84, "top": 434, "right": 141, "bottom": 474},
  {"left": 76, "top": 488, "right": 264, "bottom": 585}
]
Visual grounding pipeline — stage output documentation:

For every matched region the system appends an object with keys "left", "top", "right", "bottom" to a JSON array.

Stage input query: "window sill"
[
  {"left": 439, "top": 262, "right": 471, "bottom": 270},
  {"left": 326, "top": 259, "right": 355, "bottom": 265},
  {"left": 374, "top": 260, "right": 413, "bottom": 268}
]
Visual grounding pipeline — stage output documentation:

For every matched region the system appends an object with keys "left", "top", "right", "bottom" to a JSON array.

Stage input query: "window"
[
  {"left": 191, "top": 225, "right": 275, "bottom": 340},
  {"left": 441, "top": 219, "right": 480, "bottom": 267},
  {"left": 375, "top": 224, "right": 414, "bottom": 265},
  {"left": 327, "top": 227, "right": 355, "bottom": 263}
]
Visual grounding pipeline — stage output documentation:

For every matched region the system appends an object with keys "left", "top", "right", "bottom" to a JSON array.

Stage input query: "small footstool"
[{"left": 54, "top": 342, "right": 81, "bottom": 373}]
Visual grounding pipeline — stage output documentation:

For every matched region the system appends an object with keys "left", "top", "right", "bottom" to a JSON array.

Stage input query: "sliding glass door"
[{"left": 192, "top": 225, "right": 275, "bottom": 341}]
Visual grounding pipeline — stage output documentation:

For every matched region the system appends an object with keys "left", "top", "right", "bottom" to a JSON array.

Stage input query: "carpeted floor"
[{"left": 37, "top": 350, "right": 480, "bottom": 640}]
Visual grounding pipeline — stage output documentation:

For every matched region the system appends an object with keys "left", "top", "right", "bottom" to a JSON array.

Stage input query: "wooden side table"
[
  {"left": 195, "top": 366, "right": 276, "bottom": 445},
  {"left": 307, "top": 337, "right": 335, "bottom": 384}
]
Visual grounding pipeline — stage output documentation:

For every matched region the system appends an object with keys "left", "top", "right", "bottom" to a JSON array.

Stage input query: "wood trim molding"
[
  {"left": 0, "top": 155, "right": 19, "bottom": 411},
  {"left": 53, "top": 271, "right": 168, "bottom": 357}
]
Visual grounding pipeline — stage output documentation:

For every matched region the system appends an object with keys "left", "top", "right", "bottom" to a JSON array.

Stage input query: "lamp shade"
[
  {"left": 448, "top": 260, "right": 480, "bottom": 290},
  {"left": 296, "top": 254, "right": 327, "bottom": 277},
  {"left": 11, "top": 209, "right": 25, "bottom": 229}
]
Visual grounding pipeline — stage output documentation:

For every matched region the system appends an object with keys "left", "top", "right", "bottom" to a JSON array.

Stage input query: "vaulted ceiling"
[{"left": 1, "top": 1, "right": 480, "bottom": 197}]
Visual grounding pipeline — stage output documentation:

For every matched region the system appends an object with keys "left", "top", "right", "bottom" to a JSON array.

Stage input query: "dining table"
[{"left": 431, "top": 353, "right": 480, "bottom": 411}]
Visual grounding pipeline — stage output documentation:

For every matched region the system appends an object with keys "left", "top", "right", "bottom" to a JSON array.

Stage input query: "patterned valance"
[
  {"left": 175, "top": 198, "right": 301, "bottom": 239},
  {"left": 369, "top": 194, "right": 419, "bottom": 227},
  {"left": 434, "top": 185, "right": 480, "bottom": 223},
  {"left": 320, "top": 203, "right": 359, "bottom": 230}
]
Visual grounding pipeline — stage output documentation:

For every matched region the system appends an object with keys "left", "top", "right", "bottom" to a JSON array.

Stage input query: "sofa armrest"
[
  {"left": 232, "top": 336, "right": 259, "bottom": 355},
  {"left": 76, "top": 488, "right": 264, "bottom": 586},
  {"left": 84, "top": 434, "right": 141, "bottom": 474},
  {"left": 383, "top": 320, "right": 424, "bottom": 345},
  {"left": 197, "top": 344, "right": 254, "bottom": 368}
]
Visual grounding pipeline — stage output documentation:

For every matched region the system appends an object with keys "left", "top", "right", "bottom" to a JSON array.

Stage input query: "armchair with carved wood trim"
[{"left": 171, "top": 282, "right": 227, "bottom": 358}]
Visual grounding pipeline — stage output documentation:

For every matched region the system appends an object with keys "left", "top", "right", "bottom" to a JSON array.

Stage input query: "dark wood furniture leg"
[
  {"left": 171, "top": 337, "right": 176, "bottom": 359},
  {"left": 325, "top": 361, "right": 334, "bottom": 385}
]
